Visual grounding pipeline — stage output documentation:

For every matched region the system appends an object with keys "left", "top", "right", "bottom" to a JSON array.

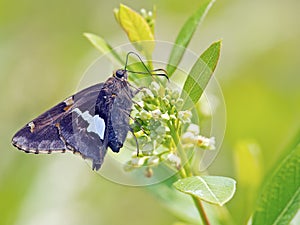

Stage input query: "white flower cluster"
[{"left": 126, "top": 81, "right": 216, "bottom": 175}]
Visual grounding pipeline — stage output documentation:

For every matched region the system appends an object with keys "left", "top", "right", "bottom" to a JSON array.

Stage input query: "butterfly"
[{"left": 11, "top": 52, "right": 168, "bottom": 170}]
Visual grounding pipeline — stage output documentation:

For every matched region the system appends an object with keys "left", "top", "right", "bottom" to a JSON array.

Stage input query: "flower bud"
[
  {"left": 142, "top": 142, "right": 154, "bottom": 155},
  {"left": 178, "top": 110, "right": 192, "bottom": 123},
  {"left": 140, "top": 109, "right": 152, "bottom": 120},
  {"left": 156, "top": 125, "right": 166, "bottom": 135},
  {"left": 151, "top": 109, "right": 162, "bottom": 119},
  {"left": 171, "top": 89, "right": 180, "bottom": 99},
  {"left": 131, "top": 157, "right": 146, "bottom": 167},
  {"left": 142, "top": 89, "right": 154, "bottom": 99},
  {"left": 187, "top": 124, "right": 200, "bottom": 135},
  {"left": 147, "top": 156, "right": 160, "bottom": 166},
  {"left": 150, "top": 81, "right": 160, "bottom": 92},
  {"left": 161, "top": 113, "right": 170, "bottom": 120},
  {"left": 144, "top": 167, "right": 153, "bottom": 178},
  {"left": 166, "top": 153, "right": 181, "bottom": 167},
  {"left": 181, "top": 131, "right": 197, "bottom": 144},
  {"left": 175, "top": 98, "right": 184, "bottom": 108}
]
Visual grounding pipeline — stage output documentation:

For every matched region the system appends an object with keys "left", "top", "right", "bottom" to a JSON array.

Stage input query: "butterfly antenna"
[
  {"left": 124, "top": 52, "right": 151, "bottom": 74},
  {"left": 124, "top": 51, "right": 169, "bottom": 80}
]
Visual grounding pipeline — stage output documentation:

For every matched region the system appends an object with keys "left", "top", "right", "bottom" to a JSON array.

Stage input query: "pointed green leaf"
[
  {"left": 167, "top": 0, "right": 215, "bottom": 76},
  {"left": 252, "top": 137, "right": 300, "bottom": 225},
  {"left": 181, "top": 40, "right": 221, "bottom": 110},
  {"left": 115, "top": 4, "right": 155, "bottom": 59},
  {"left": 83, "top": 33, "right": 124, "bottom": 65},
  {"left": 173, "top": 176, "right": 236, "bottom": 206}
]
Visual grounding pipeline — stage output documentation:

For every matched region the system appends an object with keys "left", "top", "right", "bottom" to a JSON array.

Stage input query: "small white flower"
[
  {"left": 142, "top": 89, "right": 154, "bottom": 98},
  {"left": 161, "top": 113, "right": 170, "bottom": 120},
  {"left": 147, "top": 156, "right": 160, "bottom": 166},
  {"left": 140, "top": 109, "right": 151, "bottom": 120},
  {"left": 140, "top": 8, "right": 146, "bottom": 15},
  {"left": 196, "top": 135, "right": 216, "bottom": 150},
  {"left": 181, "top": 131, "right": 197, "bottom": 144},
  {"left": 143, "top": 142, "right": 153, "bottom": 152},
  {"left": 162, "top": 97, "right": 169, "bottom": 105},
  {"left": 187, "top": 124, "right": 200, "bottom": 135},
  {"left": 150, "top": 81, "right": 160, "bottom": 92},
  {"left": 136, "top": 101, "right": 144, "bottom": 108},
  {"left": 151, "top": 109, "right": 162, "bottom": 119},
  {"left": 178, "top": 110, "right": 192, "bottom": 123},
  {"left": 131, "top": 157, "right": 146, "bottom": 167},
  {"left": 167, "top": 153, "right": 181, "bottom": 167},
  {"left": 175, "top": 98, "right": 184, "bottom": 108},
  {"left": 169, "top": 114, "right": 177, "bottom": 120},
  {"left": 171, "top": 89, "right": 180, "bottom": 99}
]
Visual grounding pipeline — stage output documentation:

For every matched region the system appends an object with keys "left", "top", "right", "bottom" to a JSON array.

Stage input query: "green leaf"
[
  {"left": 146, "top": 175, "right": 231, "bottom": 225},
  {"left": 115, "top": 4, "right": 155, "bottom": 59},
  {"left": 167, "top": 0, "right": 215, "bottom": 76},
  {"left": 83, "top": 32, "right": 124, "bottom": 65},
  {"left": 181, "top": 40, "right": 221, "bottom": 110},
  {"left": 173, "top": 176, "right": 236, "bottom": 206},
  {"left": 252, "top": 138, "right": 300, "bottom": 225}
]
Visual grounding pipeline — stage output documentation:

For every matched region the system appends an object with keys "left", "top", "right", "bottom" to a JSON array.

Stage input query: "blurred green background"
[{"left": 1, "top": 0, "right": 300, "bottom": 224}]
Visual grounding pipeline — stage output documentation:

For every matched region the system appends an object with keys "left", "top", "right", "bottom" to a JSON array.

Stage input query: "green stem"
[
  {"left": 167, "top": 120, "right": 192, "bottom": 176},
  {"left": 193, "top": 196, "right": 211, "bottom": 225},
  {"left": 167, "top": 119, "right": 210, "bottom": 225}
]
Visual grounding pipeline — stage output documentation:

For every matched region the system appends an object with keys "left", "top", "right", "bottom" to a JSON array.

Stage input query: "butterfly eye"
[{"left": 115, "top": 69, "right": 125, "bottom": 79}]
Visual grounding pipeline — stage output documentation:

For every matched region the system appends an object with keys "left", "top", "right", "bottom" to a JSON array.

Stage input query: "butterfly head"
[{"left": 114, "top": 69, "right": 128, "bottom": 80}]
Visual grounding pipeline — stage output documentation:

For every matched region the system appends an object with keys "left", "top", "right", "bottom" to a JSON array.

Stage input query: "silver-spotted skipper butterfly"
[{"left": 12, "top": 52, "right": 168, "bottom": 170}]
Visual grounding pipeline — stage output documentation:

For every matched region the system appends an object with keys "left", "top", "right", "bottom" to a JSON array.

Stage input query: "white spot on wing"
[
  {"left": 64, "top": 96, "right": 74, "bottom": 106},
  {"left": 72, "top": 108, "right": 105, "bottom": 140},
  {"left": 28, "top": 122, "right": 35, "bottom": 133}
]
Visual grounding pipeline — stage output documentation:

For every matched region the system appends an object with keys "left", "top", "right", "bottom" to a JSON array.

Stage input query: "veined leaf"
[
  {"left": 83, "top": 33, "right": 124, "bottom": 65},
  {"left": 181, "top": 40, "right": 221, "bottom": 110},
  {"left": 252, "top": 135, "right": 300, "bottom": 225},
  {"left": 146, "top": 175, "right": 231, "bottom": 225},
  {"left": 173, "top": 176, "right": 236, "bottom": 206},
  {"left": 115, "top": 4, "right": 155, "bottom": 59},
  {"left": 167, "top": 0, "right": 215, "bottom": 76}
]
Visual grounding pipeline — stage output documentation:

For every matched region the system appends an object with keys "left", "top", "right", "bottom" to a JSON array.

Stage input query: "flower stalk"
[{"left": 126, "top": 79, "right": 214, "bottom": 224}]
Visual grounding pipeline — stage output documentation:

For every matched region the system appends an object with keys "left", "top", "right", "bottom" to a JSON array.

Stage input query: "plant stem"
[
  {"left": 168, "top": 120, "right": 211, "bottom": 225},
  {"left": 167, "top": 120, "right": 192, "bottom": 176},
  {"left": 193, "top": 196, "right": 211, "bottom": 225}
]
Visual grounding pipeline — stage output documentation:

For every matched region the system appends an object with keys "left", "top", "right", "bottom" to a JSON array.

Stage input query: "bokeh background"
[{"left": 1, "top": 0, "right": 299, "bottom": 224}]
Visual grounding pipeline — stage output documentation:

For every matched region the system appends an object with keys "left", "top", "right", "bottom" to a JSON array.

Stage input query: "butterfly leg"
[
  {"left": 129, "top": 127, "right": 140, "bottom": 156},
  {"left": 118, "top": 108, "right": 146, "bottom": 156},
  {"left": 120, "top": 109, "right": 148, "bottom": 135},
  {"left": 128, "top": 83, "right": 146, "bottom": 95}
]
